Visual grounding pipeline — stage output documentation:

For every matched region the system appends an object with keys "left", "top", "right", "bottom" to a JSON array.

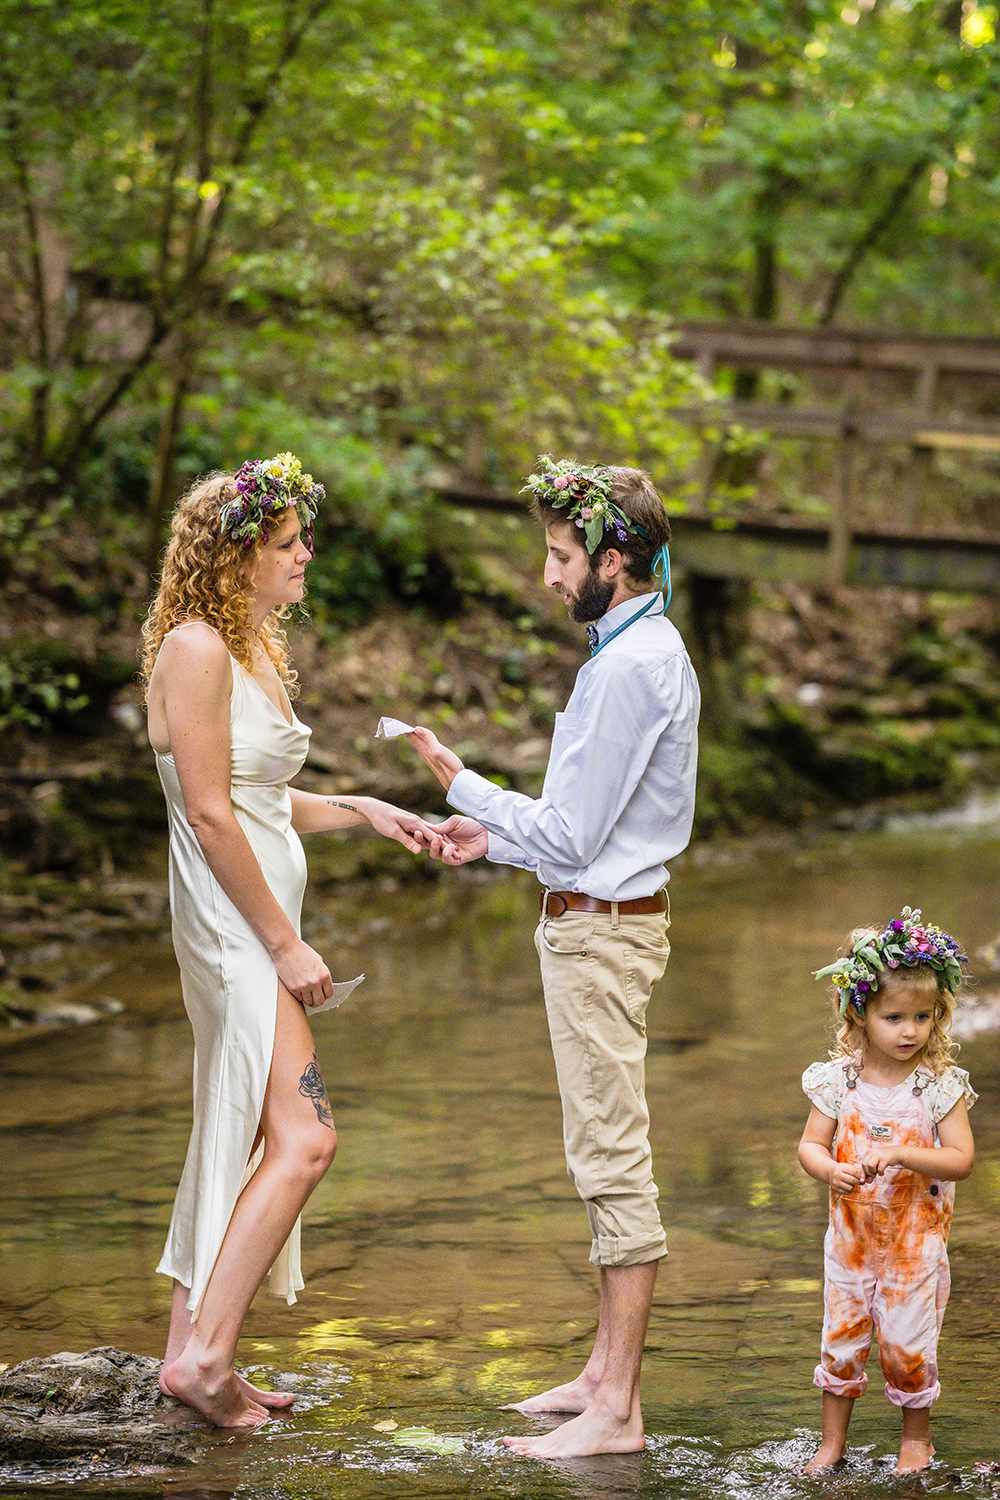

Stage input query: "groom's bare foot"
[
  {"left": 502, "top": 1397, "right": 644, "bottom": 1458},
  {"left": 501, "top": 1372, "right": 599, "bottom": 1415},
  {"left": 162, "top": 1352, "right": 268, "bottom": 1429}
]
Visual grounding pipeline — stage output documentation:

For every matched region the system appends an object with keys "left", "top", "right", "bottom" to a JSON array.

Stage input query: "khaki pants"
[{"left": 535, "top": 905, "right": 670, "bottom": 1267}]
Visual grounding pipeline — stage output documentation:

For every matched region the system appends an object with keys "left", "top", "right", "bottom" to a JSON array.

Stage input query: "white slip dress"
[{"left": 154, "top": 629, "right": 311, "bottom": 1317}]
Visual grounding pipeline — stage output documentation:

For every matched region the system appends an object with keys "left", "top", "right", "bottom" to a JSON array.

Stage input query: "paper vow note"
[
  {"left": 376, "top": 717, "right": 416, "bottom": 738},
  {"left": 309, "top": 974, "right": 365, "bottom": 1015}
]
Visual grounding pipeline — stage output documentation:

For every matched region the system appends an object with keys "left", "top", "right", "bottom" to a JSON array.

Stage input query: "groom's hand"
[
  {"left": 417, "top": 815, "right": 488, "bottom": 865},
  {"left": 405, "top": 725, "right": 464, "bottom": 792}
]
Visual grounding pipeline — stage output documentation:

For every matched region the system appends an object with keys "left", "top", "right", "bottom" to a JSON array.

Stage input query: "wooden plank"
[
  {"left": 667, "top": 516, "right": 1000, "bottom": 594},
  {"left": 669, "top": 320, "right": 1000, "bottom": 378},
  {"left": 672, "top": 401, "right": 1000, "bottom": 451},
  {"left": 436, "top": 490, "right": 1000, "bottom": 595}
]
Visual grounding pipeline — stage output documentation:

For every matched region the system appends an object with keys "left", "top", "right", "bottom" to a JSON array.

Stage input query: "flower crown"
[
  {"left": 521, "top": 456, "right": 641, "bottom": 555},
  {"left": 220, "top": 452, "right": 324, "bottom": 550},
  {"left": 814, "top": 907, "right": 968, "bottom": 1019}
]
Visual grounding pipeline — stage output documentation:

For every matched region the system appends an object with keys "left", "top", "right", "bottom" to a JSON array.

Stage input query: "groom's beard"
[{"left": 569, "top": 569, "right": 615, "bottom": 623}]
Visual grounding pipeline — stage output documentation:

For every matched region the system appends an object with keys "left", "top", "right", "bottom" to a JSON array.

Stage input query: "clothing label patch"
[{"left": 868, "top": 1123, "right": 893, "bottom": 1140}]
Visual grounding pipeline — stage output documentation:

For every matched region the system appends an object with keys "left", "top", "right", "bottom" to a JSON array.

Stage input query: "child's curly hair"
[
  {"left": 828, "top": 926, "right": 964, "bottom": 1077},
  {"left": 139, "top": 472, "right": 298, "bottom": 701}
]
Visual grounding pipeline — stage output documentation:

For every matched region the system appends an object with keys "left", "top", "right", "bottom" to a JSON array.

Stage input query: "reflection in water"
[{"left": 0, "top": 823, "right": 999, "bottom": 1497}]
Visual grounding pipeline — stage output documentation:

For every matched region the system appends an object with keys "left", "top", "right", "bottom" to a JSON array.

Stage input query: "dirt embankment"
[{"left": 4, "top": 540, "right": 1000, "bottom": 1022}]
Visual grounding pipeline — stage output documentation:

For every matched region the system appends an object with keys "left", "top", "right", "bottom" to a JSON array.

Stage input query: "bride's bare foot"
[
  {"left": 162, "top": 1352, "right": 269, "bottom": 1429},
  {"left": 160, "top": 1367, "right": 293, "bottom": 1411},
  {"left": 501, "top": 1372, "right": 599, "bottom": 1415},
  {"left": 237, "top": 1375, "right": 295, "bottom": 1410},
  {"left": 895, "top": 1439, "right": 934, "bottom": 1474}
]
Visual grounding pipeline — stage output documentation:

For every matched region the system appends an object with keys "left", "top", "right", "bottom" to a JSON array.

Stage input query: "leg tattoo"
[{"left": 298, "top": 1052, "right": 334, "bottom": 1127}]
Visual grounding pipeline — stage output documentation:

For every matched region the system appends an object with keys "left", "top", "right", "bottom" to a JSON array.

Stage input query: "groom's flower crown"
[{"left": 521, "top": 456, "right": 643, "bottom": 555}]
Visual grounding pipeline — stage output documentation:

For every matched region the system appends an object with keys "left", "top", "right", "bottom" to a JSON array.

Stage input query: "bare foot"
[
  {"left": 162, "top": 1353, "right": 269, "bottom": 1430},
  {"left": 501, "top": 1373, "right": 599, "bottom": 1415},
  {"left": 160, "top": 1367, "right": 294, "bottom": 1410},
  {"left": 895, "top": 1439, "right": 934, "bottom": 1474},
  {"left": 502, "top": 1399, "right": 644, "bottom": 1458},
  {"left": 799, "top": 1444, "right": 847, "bottom": 1475},
  {"left": 237, "top": 1375, "right": 295, "bottom": 1410}
]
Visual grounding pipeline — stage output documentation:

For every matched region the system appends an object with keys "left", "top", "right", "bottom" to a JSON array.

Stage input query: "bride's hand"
[
  {"left": 361, "top": 798, "right": 459, "bottom": 857},
  {"left": 271, "top": 936, "right": 334, "bottom": 1008}
]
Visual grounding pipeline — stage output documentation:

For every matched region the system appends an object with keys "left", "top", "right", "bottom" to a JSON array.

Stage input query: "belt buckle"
[{"left": 543, "top": 891, "right": 568, "bottom": 918}]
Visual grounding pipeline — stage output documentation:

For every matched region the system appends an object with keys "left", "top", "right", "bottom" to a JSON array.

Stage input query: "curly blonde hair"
[
  {"left": 829, "top": 926, "right": 962, "bottom": 1077},
  {"left": 139, "top": 472, "right": 298, "bottom": 700}
]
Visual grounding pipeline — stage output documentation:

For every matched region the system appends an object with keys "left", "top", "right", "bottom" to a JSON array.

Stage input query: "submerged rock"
[{"left": 0, "top": 1346, "right": 199, "bottom": 1466}]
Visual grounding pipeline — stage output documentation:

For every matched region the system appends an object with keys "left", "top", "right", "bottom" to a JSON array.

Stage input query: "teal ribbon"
[
  {"left": 652, "top": 543, "right": 672, "bottom": 608},
  {"left": 590, "top": 593, "right": 661, "bottom": 656}
]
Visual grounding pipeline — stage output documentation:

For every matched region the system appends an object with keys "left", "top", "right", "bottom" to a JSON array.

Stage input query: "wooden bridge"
[
  {"left": 440, "top": 488, "right": 1000, "bottom": 595},
  {"left": 443, "top": 320, "right": 1000, "bottom": 594}
]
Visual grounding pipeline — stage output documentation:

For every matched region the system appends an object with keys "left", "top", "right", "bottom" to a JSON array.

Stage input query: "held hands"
[
  {"left": 415, "top": 814, "right": 488, "bottom": 866},
  {"left": 362, "top": 798, "right": 460, "bottom": 858}
]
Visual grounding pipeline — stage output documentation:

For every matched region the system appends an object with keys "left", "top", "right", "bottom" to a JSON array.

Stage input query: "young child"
[{"left": 798, "top": 907, "right": 976, "bottom": 1475}]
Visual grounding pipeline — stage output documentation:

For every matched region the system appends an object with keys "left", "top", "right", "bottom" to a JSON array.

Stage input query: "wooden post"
[
  {"left": 829, "top": 393, "right": 857, "bottom": 588},
  {"left": 905, "top": 361, "right": 939, "bottom": 525}
]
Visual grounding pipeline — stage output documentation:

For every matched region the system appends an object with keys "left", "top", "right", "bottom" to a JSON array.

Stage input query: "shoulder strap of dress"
[{"left": 166, "top": 619, "right": 223, "bottom": 639}]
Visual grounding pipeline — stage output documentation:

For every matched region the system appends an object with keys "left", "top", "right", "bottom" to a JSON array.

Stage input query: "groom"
[{"left": 408, "top": 460, "right": 700, "bottom": 1459}]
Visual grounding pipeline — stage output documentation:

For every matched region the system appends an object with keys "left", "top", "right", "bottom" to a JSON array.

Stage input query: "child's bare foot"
[
  {"left": 501, "top": 1372, "right": 598, "bottom": 1415},
  {"left": 799, "top": 1443, "right": 847, "bottom": 1474},
  {"left": 162, "top": 1352, "right": 268, "bottom": 1429},
  {"left": 894, "top": 1438, "right": 934, "bottom": 1474}
]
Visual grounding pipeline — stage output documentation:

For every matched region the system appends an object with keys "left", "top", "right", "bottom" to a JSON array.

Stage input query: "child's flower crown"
[
  {"left": 814, "top": 906, "right": 968, "bottom": 1019},
  {"left": 521, "top": 456, "right": 642, "bottom": 556},
  {"left": 220, "top": 452, "right": 324, "bottom": 550}
]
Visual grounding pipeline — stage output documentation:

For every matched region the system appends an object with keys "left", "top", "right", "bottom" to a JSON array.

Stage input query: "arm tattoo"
[
  {"left": 328, "top": 799, "right": 358, "bottom": 814},
  {"left": 298, "top": 1051, "right": 334, "bottom": 1128}
]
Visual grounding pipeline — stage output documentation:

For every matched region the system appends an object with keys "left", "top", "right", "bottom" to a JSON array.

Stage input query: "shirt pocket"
[{"left": 544, "top": 710, "right": 582, "bottom": 777}]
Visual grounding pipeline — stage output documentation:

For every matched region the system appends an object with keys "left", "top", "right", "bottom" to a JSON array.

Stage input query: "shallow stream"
[{"left": 1, "top": 816, "right": 999, "bottom": 1498}]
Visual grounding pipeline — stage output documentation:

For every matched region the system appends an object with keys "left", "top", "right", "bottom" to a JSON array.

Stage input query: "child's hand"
[
  {"left": 861, "top": 1146, "right": 900, "bottom": 1181},
  {"left": 829, "top": 1160, "right": 865, "bottom": 1196}
]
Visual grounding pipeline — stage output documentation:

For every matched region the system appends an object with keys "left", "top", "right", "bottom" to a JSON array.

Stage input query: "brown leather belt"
[{"left": 540, "top": 889, "right": 667, "bottom": 918}]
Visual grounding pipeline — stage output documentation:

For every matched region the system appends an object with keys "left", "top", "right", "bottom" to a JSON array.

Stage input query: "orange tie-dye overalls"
[{"left": 802, "top": 1061, "right": 975, "bottom": 1410}]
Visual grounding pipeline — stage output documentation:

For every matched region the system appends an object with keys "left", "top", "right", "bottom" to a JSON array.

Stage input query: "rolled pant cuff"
[
  {"left": 814, "top": 1366, "right": 868, "bottom": 1399},
  {"left": 886, "top": 1380, "right": 940, "bottom": 1409},
  {"left": 589, "top": 1228, "right": 668, "bottom": 1268}
]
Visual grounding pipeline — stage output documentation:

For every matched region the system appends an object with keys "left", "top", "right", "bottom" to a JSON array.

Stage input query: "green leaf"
[{"left": 392, "top": 1426, "right": 466, "bottom": 1456}]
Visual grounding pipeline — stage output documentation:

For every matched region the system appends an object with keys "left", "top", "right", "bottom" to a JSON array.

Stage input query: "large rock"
[{"left": 0, "top": 1347, "right": 199, "bottom": 1465}]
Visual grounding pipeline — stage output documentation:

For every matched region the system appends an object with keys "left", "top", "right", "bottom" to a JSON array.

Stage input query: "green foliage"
[
  {"left": 2, "top": 0, "right": 1000, "bottom": 602},
  {"left": 0, "top": 646, "right": 89, "bottom": 731}
]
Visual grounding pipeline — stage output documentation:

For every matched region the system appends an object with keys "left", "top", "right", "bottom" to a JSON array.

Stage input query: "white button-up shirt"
[{"left": 447, "top": 591, "right": 700, "bottom": 901}]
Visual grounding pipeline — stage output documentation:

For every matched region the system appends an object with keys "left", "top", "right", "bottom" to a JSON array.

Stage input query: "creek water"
[{"left": 1, "top": 817, "right": 999, "bottom": 1500}]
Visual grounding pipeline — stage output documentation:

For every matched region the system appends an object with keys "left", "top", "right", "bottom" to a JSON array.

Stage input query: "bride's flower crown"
[
  {"left": 220, "top": 452, "right": 324, "bottom": 550},
  {"left": 814, "top": 906, "right": 968, "bottom": 1018},
  {"left": 521, "top": 456, "right": 641, "bottom": 555}
]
